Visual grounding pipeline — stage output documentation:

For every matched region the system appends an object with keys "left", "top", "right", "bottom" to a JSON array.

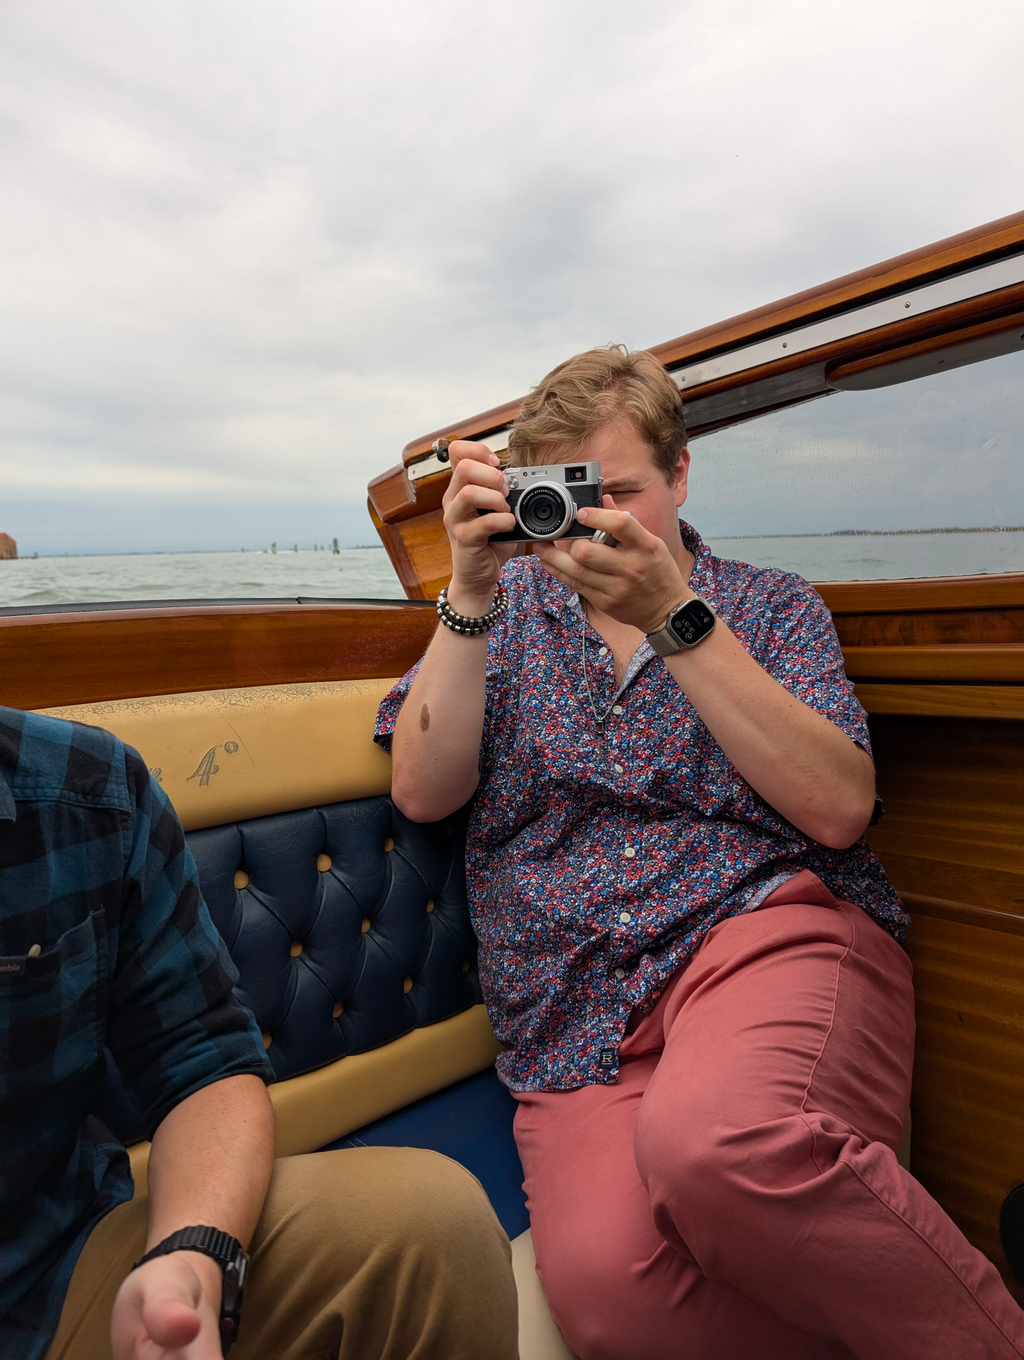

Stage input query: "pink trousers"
[{"left": 513, "top": 872, "right": 1024, "bottom": 1360}]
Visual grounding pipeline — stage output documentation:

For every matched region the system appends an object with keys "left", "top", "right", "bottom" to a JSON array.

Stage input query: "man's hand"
[
  {"left": 441, "top": 441, "right": 518, "bottom": 612},
  {"left": 535, "top": 496, "right": 690, "bottom": 633},
  {"left": 111, "top": 1252, "right": 223, "bottom": 1360}
]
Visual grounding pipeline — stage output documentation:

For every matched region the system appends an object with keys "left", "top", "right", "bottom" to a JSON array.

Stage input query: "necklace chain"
[{"left": 581, "top": 602, "right": 616, "bottom": 736}]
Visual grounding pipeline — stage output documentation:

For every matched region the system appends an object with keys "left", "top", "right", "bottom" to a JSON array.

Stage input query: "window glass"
[{"left": 686, "top": 346, "right": 1024, "bottom": 580}]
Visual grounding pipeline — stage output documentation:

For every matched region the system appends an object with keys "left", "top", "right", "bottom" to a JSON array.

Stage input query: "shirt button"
[
  {"left": 599, "top": 646, "right": 608, "bottom": 656},
  {"left": 612, "top": 705, "right": 623, "bottom": 715},
  {"left": 613, "top": 967, "right": 626, "bottom": 980},
  {"left": 613, "top": 763, "right": 623, "bottom": 774},
  {"left": 619, "top": 911, "right": 632, "bottom": 924},
  {"left": 624, "top": 845, "right": 635, "bottom": 858}
]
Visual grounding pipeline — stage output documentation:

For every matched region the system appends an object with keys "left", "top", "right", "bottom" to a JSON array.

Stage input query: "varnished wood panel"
[
  {"left": 0, "top": 603, "right": 438, "bottom": 710},
  {"left": 868, "top": 716, "right": 1024, "bottom": 884},
  {"left": 836, "top": 609, "right": 1024, "bottom": 648},
  {"left": 906, "top": 893, "right": 1024, "bottom": 937},
  {"left": 367, "top": 463, "right": 447, "bottom": 527},
  {"left": 855, "top": 684, "right": 1024, "bottom": 720},
  {"left": 866, "top": 714, "right": 1024, "bottom": 1289},
  {"left": 818, "top": 574, "right": 1024, "bottom": 615},
  {"left": 843, "top": 645, "right": 1024, "bottom": 682},
  {"left": 369, "top": 503, "right": 451, "bottom": 603},
  {"left": 902, "top": 911, "right": 1024, "bottom": 1291},
  {"left": 366, "top": 462, "right": 418, "bottom": 522}
]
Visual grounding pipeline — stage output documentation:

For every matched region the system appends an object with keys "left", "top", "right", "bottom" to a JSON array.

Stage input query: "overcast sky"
[{"left": 1, "top": 0, "right": 1022, "bottom": 555}]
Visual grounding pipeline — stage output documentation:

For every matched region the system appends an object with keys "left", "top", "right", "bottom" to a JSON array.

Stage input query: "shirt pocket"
[{"left": 0, "top": 908, "right": 109, "bottom": 1097}]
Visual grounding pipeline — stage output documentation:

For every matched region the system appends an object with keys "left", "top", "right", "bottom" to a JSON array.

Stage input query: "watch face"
[{"left": 670, "top": 599, "right": 715, "bottom": 645}]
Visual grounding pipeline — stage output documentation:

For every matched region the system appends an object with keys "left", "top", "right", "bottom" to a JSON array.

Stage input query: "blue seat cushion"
[
  {"left": 97, "top": 795, "right": 482, "bottom": 1142},
  {"left": 325, "top": 1067, "right": 529, "bottom": 1239},
  {"left": 187, "top": 797, "right": 480, "bottom": 1080}
]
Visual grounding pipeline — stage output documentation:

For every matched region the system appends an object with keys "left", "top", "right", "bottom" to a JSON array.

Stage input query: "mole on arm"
[{"left": 419, "top": 703, "right": 430, "bottom": 732}]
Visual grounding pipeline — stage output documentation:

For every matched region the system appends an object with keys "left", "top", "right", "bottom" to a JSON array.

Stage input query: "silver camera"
[{"left": 487, "top": 462, "right": 607, "bottom": 544}]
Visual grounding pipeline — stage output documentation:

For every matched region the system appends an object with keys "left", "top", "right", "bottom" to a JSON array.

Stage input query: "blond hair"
[{"left": 506, "top": 345, "right": 687, "bottom": 484}]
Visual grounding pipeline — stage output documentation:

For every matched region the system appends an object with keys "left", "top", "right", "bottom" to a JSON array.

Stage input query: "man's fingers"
[
  {"left": 450, "top": 458, "right": 507, "bottom": 490},
  {"left": 535, "top": 543, "right": 606, "bottom": 595},
  {"left": 448, "top": 481, "right": 509, "bottom": 519},
  {"left": 576, "top": 504, "right": 648, "bottom": 547},
  {"left": 448, "top": 439, "right": 502, "bottom": 470},
  {"left": 443, "top": 459, "right": 508, "bottom": 516},
  {"left": 537, "top": 535, "right": 634, "bottom": 583},
  {"left": 453, "top": 513, "right": 517, "bottom": 547}
]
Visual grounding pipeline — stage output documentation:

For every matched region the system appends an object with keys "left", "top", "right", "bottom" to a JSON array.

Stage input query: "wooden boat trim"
[
  {"left": 0, "top": 602, "right": 438, "bottom": 711},
  {"left": 843, "top": 646, "right": 1024, "bottom": 682},
  {"left": 904, "top": 893, "right": 1024, "bottom": 940},
  {"left": 817, "top": 574, "right": 1024, "bottom": 615},
  {"left": 7, "top": 596, "right": 1024, "bottom": 710},
  {"left": 855, "top": 685, "right": 1024, "bottom": 720}
]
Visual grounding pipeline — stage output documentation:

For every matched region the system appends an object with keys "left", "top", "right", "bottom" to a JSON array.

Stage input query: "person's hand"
[
  {"left": 111, "top": 1252, "right": 223, "bottom": 1360},
  {"left": 535, "top": 497, "right": 690, "bottom": 633},
  {"left": 441, "top": 441, "right": 518, "bottom": 613}
]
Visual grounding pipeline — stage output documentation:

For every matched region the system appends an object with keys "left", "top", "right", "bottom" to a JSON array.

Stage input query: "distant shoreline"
[
  {"left": 715, "top": 526, "right": 1024, "bottom": 541},
  {"left": 6, "top": 531, "right": 1024, "bottom": 560},
  {"left": 4, "top": 545, "right": 387, "bottom": 560}
]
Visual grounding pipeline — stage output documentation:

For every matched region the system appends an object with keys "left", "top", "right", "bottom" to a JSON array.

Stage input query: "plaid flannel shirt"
[{"left": 0, "top": 706, "right": 272, "bottom": 1360}]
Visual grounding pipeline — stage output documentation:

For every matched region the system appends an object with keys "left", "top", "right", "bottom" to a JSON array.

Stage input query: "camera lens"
[{"left": 517, "top": 484, "right": 574, "bottom": 538}]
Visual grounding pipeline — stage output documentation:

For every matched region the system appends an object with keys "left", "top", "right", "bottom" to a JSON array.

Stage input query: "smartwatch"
[
  {"left": 133, "top": 1225, "right": 248, "bottom": 1353},
  {"left": 646, "top": 596, "right": 717, "bottom": 656}
]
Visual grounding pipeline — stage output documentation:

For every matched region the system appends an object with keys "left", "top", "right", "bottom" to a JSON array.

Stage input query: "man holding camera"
[{"left": 376, "top": 345, "right": 1024, "bottom": 1359}]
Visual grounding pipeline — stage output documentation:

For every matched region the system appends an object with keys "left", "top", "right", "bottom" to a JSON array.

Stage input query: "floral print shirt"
[{"left": 375, "top": 522, "right": 906, "bottom": 1092}]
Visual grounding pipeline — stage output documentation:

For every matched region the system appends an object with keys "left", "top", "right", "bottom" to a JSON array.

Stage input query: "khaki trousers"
[{"left": 45, "top": 1147, "right": 518, "bottom": 1360}]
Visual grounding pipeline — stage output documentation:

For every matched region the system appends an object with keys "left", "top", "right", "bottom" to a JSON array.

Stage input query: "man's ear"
[{"left": 673, "top": 448, "right": 691, "bottom": 508}]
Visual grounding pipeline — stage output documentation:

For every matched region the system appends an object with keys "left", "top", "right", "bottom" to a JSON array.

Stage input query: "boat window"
[{"left": 684, "top": 345, "right": 1024, "bottom": 581}]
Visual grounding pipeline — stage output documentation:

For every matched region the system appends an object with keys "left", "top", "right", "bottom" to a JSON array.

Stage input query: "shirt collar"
[{"left": 679, "top": 519, "right": 713, "bottom": 596}]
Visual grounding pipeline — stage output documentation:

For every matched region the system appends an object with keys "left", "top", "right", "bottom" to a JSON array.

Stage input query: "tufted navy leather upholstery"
[
  {"left": 187, "top": 796, "right": 481, "bottom": 1081},
  {"left": 98, "top": 796, "right": 482, "bottom": 1143}
]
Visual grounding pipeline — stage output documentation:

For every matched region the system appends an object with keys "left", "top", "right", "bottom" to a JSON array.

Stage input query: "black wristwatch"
[
  {"left": 646, "top": 596, "right": 717, "bottom": 656},
  {"left": 133, "top": 1225, "right": 248, "bottom": 1354}
]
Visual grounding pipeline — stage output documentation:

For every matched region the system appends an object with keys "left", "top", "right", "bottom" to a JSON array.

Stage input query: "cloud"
[{"left": 0, "top": 0, "right": 1022, "bottom": 553}]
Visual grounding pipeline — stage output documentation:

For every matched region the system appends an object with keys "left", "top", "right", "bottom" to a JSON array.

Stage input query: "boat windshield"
[{"left": 685, "top": 345, "right": 1024, "bottom": 581}]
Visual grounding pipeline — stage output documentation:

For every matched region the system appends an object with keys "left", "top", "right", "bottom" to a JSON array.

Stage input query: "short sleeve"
[
  {"left": 107, "top": 749, "right": 273, "bottom": 1138},
  {"left": 374, "top": 660, "right": 424, "bottom": 753},
  {"left": 761, "top": 577, "right": 871, "bottom": 754}
]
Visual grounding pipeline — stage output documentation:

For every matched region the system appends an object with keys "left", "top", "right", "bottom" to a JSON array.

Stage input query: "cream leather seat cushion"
[
  {"left": 512, "top": 1229, "right": 578, "bottom": 1360},
  {"left": 39, "top": 679, "right": 396, "bottom": 832}
]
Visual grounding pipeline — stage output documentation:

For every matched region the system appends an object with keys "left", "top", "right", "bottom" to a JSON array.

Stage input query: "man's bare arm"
[
  {"left": 391, "top": 442, "right": 517, "bottom": 823},
  {"left": 660, "top": 622, "right": 876, "bottom": 848},
  {"left": 110, "top": 1074, "right": 274, "bottom": 1359}
]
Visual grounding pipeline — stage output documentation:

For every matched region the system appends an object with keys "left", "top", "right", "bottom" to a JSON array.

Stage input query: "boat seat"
[
  {"left": 43, "top": 679, "right": 908, "bottom": 1358},
  {"left": 43, "top": 681, "right": 577, "bottom": 1356}
]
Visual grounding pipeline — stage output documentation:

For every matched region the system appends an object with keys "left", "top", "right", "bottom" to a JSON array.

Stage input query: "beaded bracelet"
[{"left": 436, "top": 585, "right": 509, "bottom": 635}]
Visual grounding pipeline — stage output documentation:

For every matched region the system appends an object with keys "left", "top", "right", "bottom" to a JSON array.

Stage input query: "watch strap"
[
  {"left": 134, "top": 1226, "right": 248, "bottom": 1353},
  {"left": 647, "top": 596, "right": 716, "bottom": 656}
]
